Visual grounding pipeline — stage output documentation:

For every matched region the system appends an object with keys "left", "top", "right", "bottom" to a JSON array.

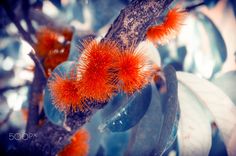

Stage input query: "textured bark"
[
  {"left": 13, "top": 0, "right": 174, "bottom": 155},
  {"left": 103, "top": 0, "right": 173, "bottom": 50}
]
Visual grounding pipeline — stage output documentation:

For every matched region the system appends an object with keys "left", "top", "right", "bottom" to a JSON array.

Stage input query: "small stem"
[
  {"left": 0, "top": 109, "right": 13, "bottom": 127},
  {"left": 22, "top": 0, "right": 35, "bottom": 34},
  {"left": 28, "top": 51, "right": 47, "bottom": 79}
]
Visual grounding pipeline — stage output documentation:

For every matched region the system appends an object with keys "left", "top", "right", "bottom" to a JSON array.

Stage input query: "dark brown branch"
[
  {"left": 25, "top": 59, "right": 46, "bottom": 133},
  {"left": 0, "top": 108, "right": 13, "bottom": 127},
  {"left": 22, "top": 0, "right": 35, "bottom": 33},
  {"left": 26, "top": 51, "right": 47, "bottom": 133},
  {"left": 28, "top": 51, "right": 47, "bottom": 79},
  {"left": 103, "top": 0, "right": 173, "bottom": 50}
]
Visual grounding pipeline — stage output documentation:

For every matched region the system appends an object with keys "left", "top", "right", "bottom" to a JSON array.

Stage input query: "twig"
[
  {"left": 22, "top": 0, "right": 35, "bottom": 33},
  {"left": 28, "top": 51, "right": 47, "bottom": 79},
  {"left": 0, "top": 109, "right": 13, "bottom": 127},
  {"left": 0, "top": 0, "right": 34, "bottom": 45}
]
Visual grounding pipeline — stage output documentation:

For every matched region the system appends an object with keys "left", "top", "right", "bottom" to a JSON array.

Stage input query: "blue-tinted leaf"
[
  {"left": 152, "top": 65, "right": 179, "bottom": 155},
  {"left": 209, "top": 129, "right": 227, "bottom": 156},
  {"left": 212, "top": 71, "right": 236, "bottom": 105},
  {"left": 44, "top": 87, "right": 65, "bottom": 125},
  {"left": 102, "top": 131, "right": 130, "bottom": 156},
  {"left": 68, "top": 33, "right": 95, "bottom": 61},
  {"left": 85, "top": 112, "right": 104, "bottom": 156},
  {"left": 67, "top": 31, "right": 81, "bottom": 61},
  {"left": 101, "top": 92, "right": 128, "bottom": 119},
  {"left": 204, "top": 0, "right": 219, "bottom": 8},
  {"left": 125, "top": 65, "right": 180, "bottom": 156},
  {"left": 183, "top": 12, "right": 227, "bottom": 79},
  {"left": 44, "top": 61, "right": 76, "bottom": 125},
  {"left": 0, "top": 38, "right": 20, "bottom": 59},
  {"left": 49, "top": 0, "right": 62, "bottom": 9},
  {"left": 99, "top": 84, "right": 152, "bottom": 132},
  {"left": 125, "top": 83, "right": 164, "bottom": 156},
  {"left": 195, "top": 12, "right": 227, "bottom": 71},
  {"left": 165, "top": 106, "right": 179, "bottom": 151},
  {"left": 95, "top": 146, "right": 105, "bottom": 156}
]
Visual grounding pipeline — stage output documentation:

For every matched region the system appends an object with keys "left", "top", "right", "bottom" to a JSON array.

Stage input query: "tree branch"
[
  {"left": 13, "top": 0, "right": 174, "bottom": 155},
  {"left": 103, "top": 0, "right": 173, "bottom": 50},
  {"left": 25, "top": 56, "right": 46, "bottom": 133},
  {"left": 0, "top": 108, "right": 13, "bottom": 127},
  {"left": 28, "top": 51, "right": 47, "bottom": 79}
]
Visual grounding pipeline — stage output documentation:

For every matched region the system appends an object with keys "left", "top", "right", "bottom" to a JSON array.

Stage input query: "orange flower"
[
  {"left": 77, "top": 40, "right": 119, "bottom": 102},
  {"left": 146, "top": 7, "right": 186, "bottom": 44},
  {"left": 114, "top": 48, "right": 151, "bottom": 94},
  {"left": 48, "top": 72, "right": 88, "bottom": 113},
  {"left": 61, "top": 27, "right": 73, "bottom": 41},
  {"left": 59, "top": 128, "right": 90, "bottom": 156},
  {"left": 34, "top": 27, "right": 62, "bottom": 58},
  {"left": 34, "top": 27, "right": 72, "bottom": 77},
  {"left": 43, "top": 45, "right": 70, "bottom": 77}
]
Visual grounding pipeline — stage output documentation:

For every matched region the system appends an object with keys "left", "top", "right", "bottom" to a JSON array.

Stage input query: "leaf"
[
  {"left": 44, "top": 87, "right": 65, "bottom": 125},
  {"left": 137, "top": 41, "right": 161, "bottom": 67},
  {"left": 101, "top": 93, "right": 128, "bottom": 119},
  {"left": 204, "top": 0, "right": 220, "bottom": 8},
  {"left": 182, "top": 11, "right": 227, "bottom": 78},
  {"left": 124, "top": 82, "right": 163, "bottom": 156},
  {"left": 99, "top": 84, "right": 152, "bottom": 132},
  {"left": 177, "top": 82, "right": 212, "bottom": 156},
  {"left": 212, "top": 71, "right": 236, "bottom": 105},
  {"left": 195, "top": 12, "right": 227, "bottom": 66},
  {"left": 153, "top": 65, "right": 179, "bottom": 156},
  {"left": 44, "top": 61, "right": 76, "bottom": 125},
  {"left": 68, "top": 33, "right": 96, "bottom": 61},
  {"left": 102, "top": 130, "right": 130, "bottom": 156},
  {"left": 177, "top": 72, "right": 236, "bottom": 155},
  {"left": 125, "top": 65, "right": 179, "bottom": 156},
  {"left": 67, "top": 32, "right": 82, "bottom": 61},
  {"left": 85, "top": 112, "right": 103, "bottom": 156},
  {"left": 50, "top": 0, "right": 62, "bottom": 9}
]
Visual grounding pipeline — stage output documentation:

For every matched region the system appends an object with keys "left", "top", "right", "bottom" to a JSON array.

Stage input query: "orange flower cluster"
[
  {"left": 58, "top": 128, "right": 90, "bottom": 156},
  {"left": 77, "top": 40, "right": 119, "bottom": 101},
  {"left": 146, "top": 7, "right": 186, "bottom": 44},
  {"left": 34, "top": 27, "right": 73, "bottom": 77},
  {"left": 48, "top": 72, "right": 86, "bottom": 113},
  {"left": 48, "top": 39, "right": 152, "bottom": 113},
  {"left": 114, "top": 48, "right": 150, "bottom": 94}
]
